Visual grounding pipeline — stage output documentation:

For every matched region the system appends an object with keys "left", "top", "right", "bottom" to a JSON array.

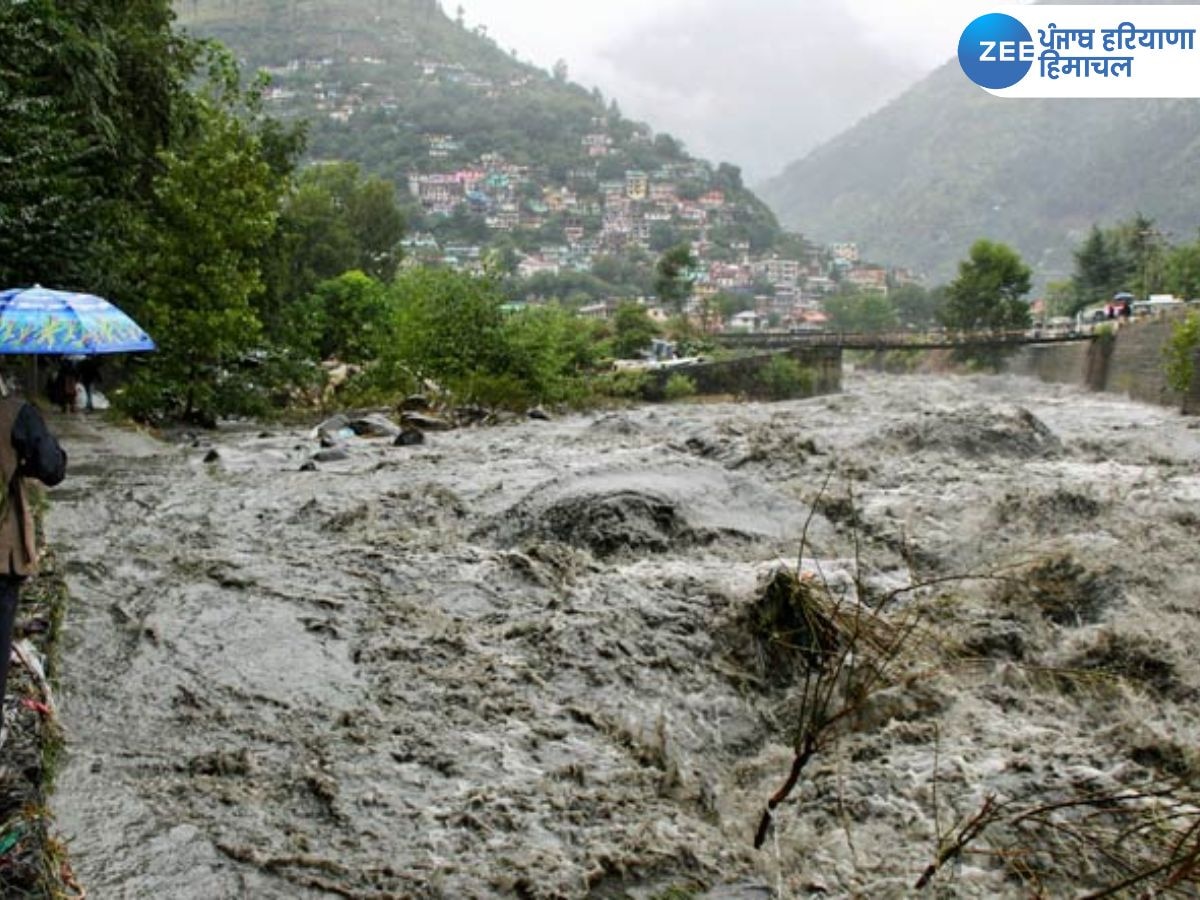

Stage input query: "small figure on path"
[
  {"left": 76, "top": 356, "right": 101, "bottom": 412},
  {"left": 49, "top": 357, "right": 79, "bottom": 414},
  {"left": 0, "top": 380, "right": 66, "bottom": 745}
]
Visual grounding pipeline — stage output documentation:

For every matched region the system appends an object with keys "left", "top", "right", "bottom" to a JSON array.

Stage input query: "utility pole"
[{"left": 1139, "top": 226, "right": 1169, "bottom": 298}]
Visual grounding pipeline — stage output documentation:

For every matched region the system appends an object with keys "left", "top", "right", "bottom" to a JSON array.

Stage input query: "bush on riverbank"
[
  {"left": 663, "top": 373, "right": 697, "bottom": 401},
  {"left": 375, "top": 269, "right": 603, "bottom": 411},
  {"left": 1164, "top": 311, "right": 1200, "bottom": 394},
  {"left": 757, "top": 354, "right": 815, "bottom": 400}
]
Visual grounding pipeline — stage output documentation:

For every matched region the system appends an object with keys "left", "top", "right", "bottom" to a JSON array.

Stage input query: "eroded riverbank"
[{"left": 45, "top": 373, "right": 1200, "bottom": 897}]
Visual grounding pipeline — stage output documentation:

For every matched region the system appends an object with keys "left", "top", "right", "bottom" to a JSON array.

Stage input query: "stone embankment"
[{"left": 1008, "top": 312, "right": 1200, "bottom": 411}]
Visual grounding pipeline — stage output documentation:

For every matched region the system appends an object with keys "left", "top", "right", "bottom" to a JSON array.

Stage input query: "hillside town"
[
  {"left": 254, "top": 51, "right": 920, "bottom": 331},
  {"left": 402, "top": 149, "right": 918, "bottom": 331}
]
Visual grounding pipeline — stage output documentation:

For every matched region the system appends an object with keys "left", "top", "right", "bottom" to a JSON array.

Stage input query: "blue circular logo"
[{"left": 959, "top": 13, "right": 1034, "bottom": 89}]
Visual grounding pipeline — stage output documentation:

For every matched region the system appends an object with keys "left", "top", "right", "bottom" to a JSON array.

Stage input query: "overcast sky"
[{"left": 459, "top": 0, "right": 1035, "bottom": 182}]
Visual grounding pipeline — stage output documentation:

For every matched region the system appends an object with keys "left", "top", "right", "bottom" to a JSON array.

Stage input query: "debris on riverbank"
[{"left": 0, "top": 549, "right": 82, "bottom": 899}]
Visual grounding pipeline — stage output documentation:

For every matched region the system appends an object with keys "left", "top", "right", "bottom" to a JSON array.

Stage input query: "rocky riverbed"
[{"left": 45, "top": 372, "right": 1200, "bottom": 898}]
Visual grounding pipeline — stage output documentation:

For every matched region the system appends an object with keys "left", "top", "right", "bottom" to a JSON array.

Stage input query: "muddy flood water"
[{"left": 44, "top": 372, "right": 1200, "bottom": 898}]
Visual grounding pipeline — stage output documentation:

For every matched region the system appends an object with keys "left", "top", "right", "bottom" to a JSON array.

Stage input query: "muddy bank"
[{"left": 45, "top": 373, "right": 1200, "bottom": 897}]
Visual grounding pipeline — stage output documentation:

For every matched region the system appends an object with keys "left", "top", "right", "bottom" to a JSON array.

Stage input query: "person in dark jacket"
[
  {"left": 0, "top": 383, "right": 67, "bottom": 742},
  {"left": 77, "top": 356, "right": 102, "bottom": 412}
]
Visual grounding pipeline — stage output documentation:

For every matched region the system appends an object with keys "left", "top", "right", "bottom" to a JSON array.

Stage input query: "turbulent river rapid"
[{"left": 44, "top": 372, "right": 1200, "bottom": 898}]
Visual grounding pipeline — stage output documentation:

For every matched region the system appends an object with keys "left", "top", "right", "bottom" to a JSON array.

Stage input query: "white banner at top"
[{"left": 958, "top": 5, "right": 1200, "bottom": 97}]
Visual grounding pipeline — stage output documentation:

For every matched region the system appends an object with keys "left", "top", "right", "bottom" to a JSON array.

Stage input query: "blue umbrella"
[{"left": 0, "top": 285, "right": 155, "bottom": 355}]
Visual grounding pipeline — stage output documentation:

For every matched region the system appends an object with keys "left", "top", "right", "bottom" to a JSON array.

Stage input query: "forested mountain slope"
[{"left": 759, "top": 61, "right": 1200, "bottom": 282}]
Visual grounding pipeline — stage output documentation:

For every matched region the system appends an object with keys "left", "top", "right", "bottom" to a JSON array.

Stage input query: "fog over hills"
[
  {"left": 758, "top": 0, "right": 1200, "bottom": 283},
  {"left": 582, "top": 0, "right": 925, "bottom": 182},
  {"left": 459, "top": 0, "right": 1015, "bottom": 183}
]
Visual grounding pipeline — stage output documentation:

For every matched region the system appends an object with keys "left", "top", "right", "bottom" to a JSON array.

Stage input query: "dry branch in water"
[
  {"left": 750, "top": 480, "right": 1200, "bottom": 897},
  {"left": 749, "top": 564, "right": 929, "bottom": 849}
]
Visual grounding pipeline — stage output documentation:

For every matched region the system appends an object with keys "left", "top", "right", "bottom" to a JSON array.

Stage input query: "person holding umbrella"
[
  {"left": 0, "top": 285, "right": 156, "bottom": 402},
  {"left": 0, "top": 286, "right": 152, "bottom": 744},
  {"left": 0, "top": 377, "right": 66, "bottom": 743}
]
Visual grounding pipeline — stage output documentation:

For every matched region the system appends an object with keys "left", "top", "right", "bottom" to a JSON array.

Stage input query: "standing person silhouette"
[
  {"left": 77, "top": 356, "right": 102, "bottom": 412},
  {"left": 0, "top": 377, "right": 66, "bottom": 745}
]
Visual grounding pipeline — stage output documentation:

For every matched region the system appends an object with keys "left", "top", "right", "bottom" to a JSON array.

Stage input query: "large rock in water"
[
  {"left": 883, "top": 405, "right": 1062, "bottom": 458},
  {"left": 349, "top": 414, "right": 401, "bottom": 439},
  {"left": 489, "top": 464, "right": 823, "bottom": 557},
  {"left": 315, "top": 414, "right": 351, "bottom": 446},
  {"left": 312, "top": 448, "right": 350, "bottom": 463},
  {"left": 401, "top": 411, "right": 453, "bottom": 432},
  {"left": 394, "top": 429, "right": 425, "bottom": 447}
]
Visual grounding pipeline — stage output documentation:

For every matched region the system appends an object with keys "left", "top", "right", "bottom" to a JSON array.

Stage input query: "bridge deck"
[{"left": 713, "top": 330, "right": 1094, "bottom": 351}]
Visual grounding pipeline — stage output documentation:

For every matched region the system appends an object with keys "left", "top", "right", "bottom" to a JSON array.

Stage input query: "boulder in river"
[
  {"left": 453, "top": 405, "right": 489, "bottom": 426},
  {"left": 490, "top": 464, "right": 820, "bottom": 558},
  {"left": 312, "top": 448, "right": 350, "bottom": 463},
  {"left": 884, "top": 404, "right": 1062, "bottom": 459},
  {"left": 348, "top": 414, "right": 401, "bottom": 439},
  {"left": 400, "top": 394, "right": 431, "bottom": 412},
  {"left": 394, "top": 429, "right": 425, "bottom": 447},
  {"left": 316, "top": 414, "right": 351, "bottom": 444},
  {"left": 401, "top": 411, "right": 453, "bottom": 432}
]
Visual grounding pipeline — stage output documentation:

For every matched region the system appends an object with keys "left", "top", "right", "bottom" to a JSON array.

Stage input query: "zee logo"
[
  {"left": 978, "top": 40, "right": 1035, "bottom": 63},
  {"left": 960, "top": 13, "right": 1035, "bottom": 89}
]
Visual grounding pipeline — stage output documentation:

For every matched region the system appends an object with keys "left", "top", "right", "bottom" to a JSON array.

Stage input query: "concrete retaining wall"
[
  {"left": 643, "top": 347, "right": 842, "bottom": 401},
  {"left": 1007, "top": 314, "right": 1195, "bottom": 410}
]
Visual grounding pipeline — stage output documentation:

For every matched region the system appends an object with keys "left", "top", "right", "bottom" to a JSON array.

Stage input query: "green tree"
[
  {"left": 663, "top": 373, "right": 696, "bottom": 401},
  {"left": 388, "top": 268, "right": 507, "bottom": 386},
  {"left": 345, "top": 177, "right": 406, "bottom": 280},
  {"left": 267, "top": 180, "right": 358, "bottom": 310},
  {"left": 373, "top": 271, "right": 595, "bottom": 408},
  {"left": 483, "top": 237, "right": 522, "bottom": 276},
  {"left": 1118, "top": 213, "right": 1166, "bottom": 297},
  {"left": 654, "top": 243, "right": 696, "bottom": 314},
  {"left": 124, "top": 86, "right": 284, "bottom": 422},
  {"left": 0, "top": 0, "right": 194, "bottom": 291},
  {"left": 592, "top": 253, "right": 653, "bottom": 295},
  {"left": 1072, "top": 225, "right": 1126, "bottom": 311},
  {"left": 713, "top": 291, "right": 755, "bottom": 320},
  {"left": 1164, "top": 312, "right": 1200, "bottom": 394},
  {"left": 890, "top": 284, "right": 943, "bottom": 328},
  {"left": 498, "top": 305, "right": 593, "bottom": 404},
  {"left": 310, "top": 271, "right": 390, "bottom": 363},
  {"left": 758, "top": 355, "right": 814, "bottom": 401},
  {"left": 824, "top": 291, "right": 898, "bottom": 332},
  {"left": 292, "top": 162, "right": 405, "bottom": 279},
  {"left": 611, "top": 302, "right": 659, "bottom": 359},
  {"left": 1164, "top": 240, "right": 1200, "bottom": 301},
  {"left": 1070, "top": 216, "right": 1166, "bottom": 310},
  {"left": 941, "top": 240, "right": 1032, "bottom": 332},
  {"left": 261, "top": 162, "right": 404, "bottom": 343}
]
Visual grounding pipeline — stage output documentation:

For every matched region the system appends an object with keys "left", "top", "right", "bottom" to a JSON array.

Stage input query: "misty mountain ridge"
[{"left": 759, "top": 1, "right": 1200, "bottom": 284}]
